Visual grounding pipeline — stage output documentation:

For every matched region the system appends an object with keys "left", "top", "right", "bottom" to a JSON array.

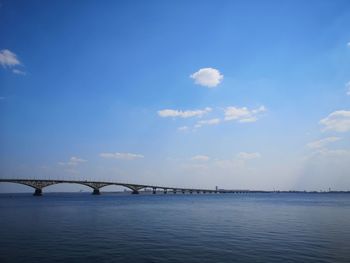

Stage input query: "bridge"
[{"left": 0, "top": 179, "right": 252, "bottom": 196}]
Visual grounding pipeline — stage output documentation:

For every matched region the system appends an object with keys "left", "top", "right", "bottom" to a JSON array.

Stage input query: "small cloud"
[
  {"left": 198, "top": 118, "right": 220, "bottom": 125},
  {"left": 237, "top": 152, "right": 261, "bottom": 160},
  {"left": 307, "top": 137, "right": 341, "bottom": 149},
  {"left": 239, "top": 117, "right": 257, "bottom": 123},
  {"left": 59, "top": 156, "right": 87, "bottom": 166},
  {"left": 347, "top": 42, "right": 350, "bottom": 47},
  {"left": 194, "top": 118, "right": 221, "bottom": 129},
  {"left": 190, "top": 68, "right": 223, "bottom": 88},
  {"left": 177, "top": 126, "right": 189, "bottom": 132},
  {"left": 99, "top": 152, "right": 144, "bottom": 160},
  {"left": 158, "top": 107, "right": 211, "bottom": 118},
  {"left": 252, "top": 106, "right": 267, "bottom": 114},
  {"left": 224, "top": 105, "right": 266, "bottom": 123},
  {"left": 305, "top": 148, "right": 350, "bottom": 161},
  {"left": 0, "top": 49, "right": 26, "bottom": 75},
  {"left": 346, "top": 82, "right": 350, "bottom": 96},
  {"left": 70, "top": 156, "right": 87, "bottom": 163},
  {"left": 12, "top": 69, "right": 26, "bottom": 75},
  {"left": 319, "top": 110, "right": 350, "bottom": 132},
  {"left": 191, "top": 155, "right": 210, "bottom": 161},
  {"left": 0, "top": 49, "right": 21, "bottom": 68}
]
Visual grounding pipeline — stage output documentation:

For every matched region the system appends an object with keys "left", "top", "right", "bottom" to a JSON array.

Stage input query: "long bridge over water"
[{"left": 0, "top": 179, "right": 253, "bottom": 196}]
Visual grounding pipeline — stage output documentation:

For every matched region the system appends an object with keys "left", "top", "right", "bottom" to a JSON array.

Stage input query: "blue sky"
[{"left": 1, "top": 0, "right": 350, "bottom": 192}]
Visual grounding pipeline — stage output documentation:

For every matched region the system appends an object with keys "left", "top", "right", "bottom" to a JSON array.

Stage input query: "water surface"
[{"left": 0, "top": 193, "right": 349, "bottom": 262}]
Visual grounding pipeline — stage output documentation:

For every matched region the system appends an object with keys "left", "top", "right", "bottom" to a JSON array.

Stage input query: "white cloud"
[
  {"left": 225, "top": 107, "right": 249, "bottom": 120},
  {"left": 198, "top": 118, "right": 220, "bottom": 125},
  {"left": 177, "top": 126, "right": 189, "bottom": 132},
  {"left": 319, "top": 110, "right": 350, "bottom": 132},
  {"left": 191, "top": 155, "right": 210, "bottom": 161},
  {"left": 12, "top": 69, "right": 26, "bottom": 75},
  {"left": 237, "top": 152, "right": 261, "bottom": 160},
  {"left": 70, "top": 156, "right": 86, "bottom": 163},
  {"left": 347, "top": 42, "right": 350, "bottom": 47},
  {"left": 307, "top": 137, "right": 341, "bottom": 149},
  {"left": 99, "top": 152, "right": 144, "bottom": 160},
  {"left": 346, "top": 82, "right": 350, "bottom": 96},
  {"left": 158, "top": 107, "right": 211, "bottom": 118},
  {"left": 195, "top": 118, "right": 221, "bottom": 128},
  {"left": 190, "top": 68, "right": 223, "bottom": 88},
  {"left": 239, "top": 117, "right": 257, "bottom": 123},
  {"left": 0, "top": 49, "right": 26, "bottom": 75},
  {"left": 224, "top": 105, "right": 266, "bottom": 123},
  {"left": 252, "top": 106, "right": 267, "bottom": 114},
  {"left": 58, "top": 156, "right": 87, "bottom": 166},
  {"left": 304, "top": 148, "right": 350, "bottom": 161},
  {"left": 0, "top": 49, "right": 21, "bottom": 68}
]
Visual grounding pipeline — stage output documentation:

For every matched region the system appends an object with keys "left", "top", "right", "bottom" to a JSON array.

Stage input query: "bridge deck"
[{"left": 0, "top": 179, "right": 252, "bottom": 196}]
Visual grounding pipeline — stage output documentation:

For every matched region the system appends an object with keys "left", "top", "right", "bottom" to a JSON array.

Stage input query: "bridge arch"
[
  {"left": 99, "top": 184, "right": 146, "bottom": 194},
  {"left": 0, "top": 181, "right": 36, "bottom": 194},
  {"left": 0, "top": 180, "right": 107, "bottom": 196},
  {"left": 39, "top": 183, "right": 93, "bottom": 193}
]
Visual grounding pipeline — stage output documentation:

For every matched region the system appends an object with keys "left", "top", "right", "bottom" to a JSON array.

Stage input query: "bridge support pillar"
[
  {"left": 153, "top": 188, "right": 156, "bottom": 194},
  {"left": 163, "top": 189, "right": 167, "bottom": 194},
  {"left": 33, "top": 188, "right": 42, "bottom": 196},
  {"left": 132, "top": 190, "right": 139, "bottom": 194},
  {"left": 92, "top": 189, "right": 100, "bottom": 195}
]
